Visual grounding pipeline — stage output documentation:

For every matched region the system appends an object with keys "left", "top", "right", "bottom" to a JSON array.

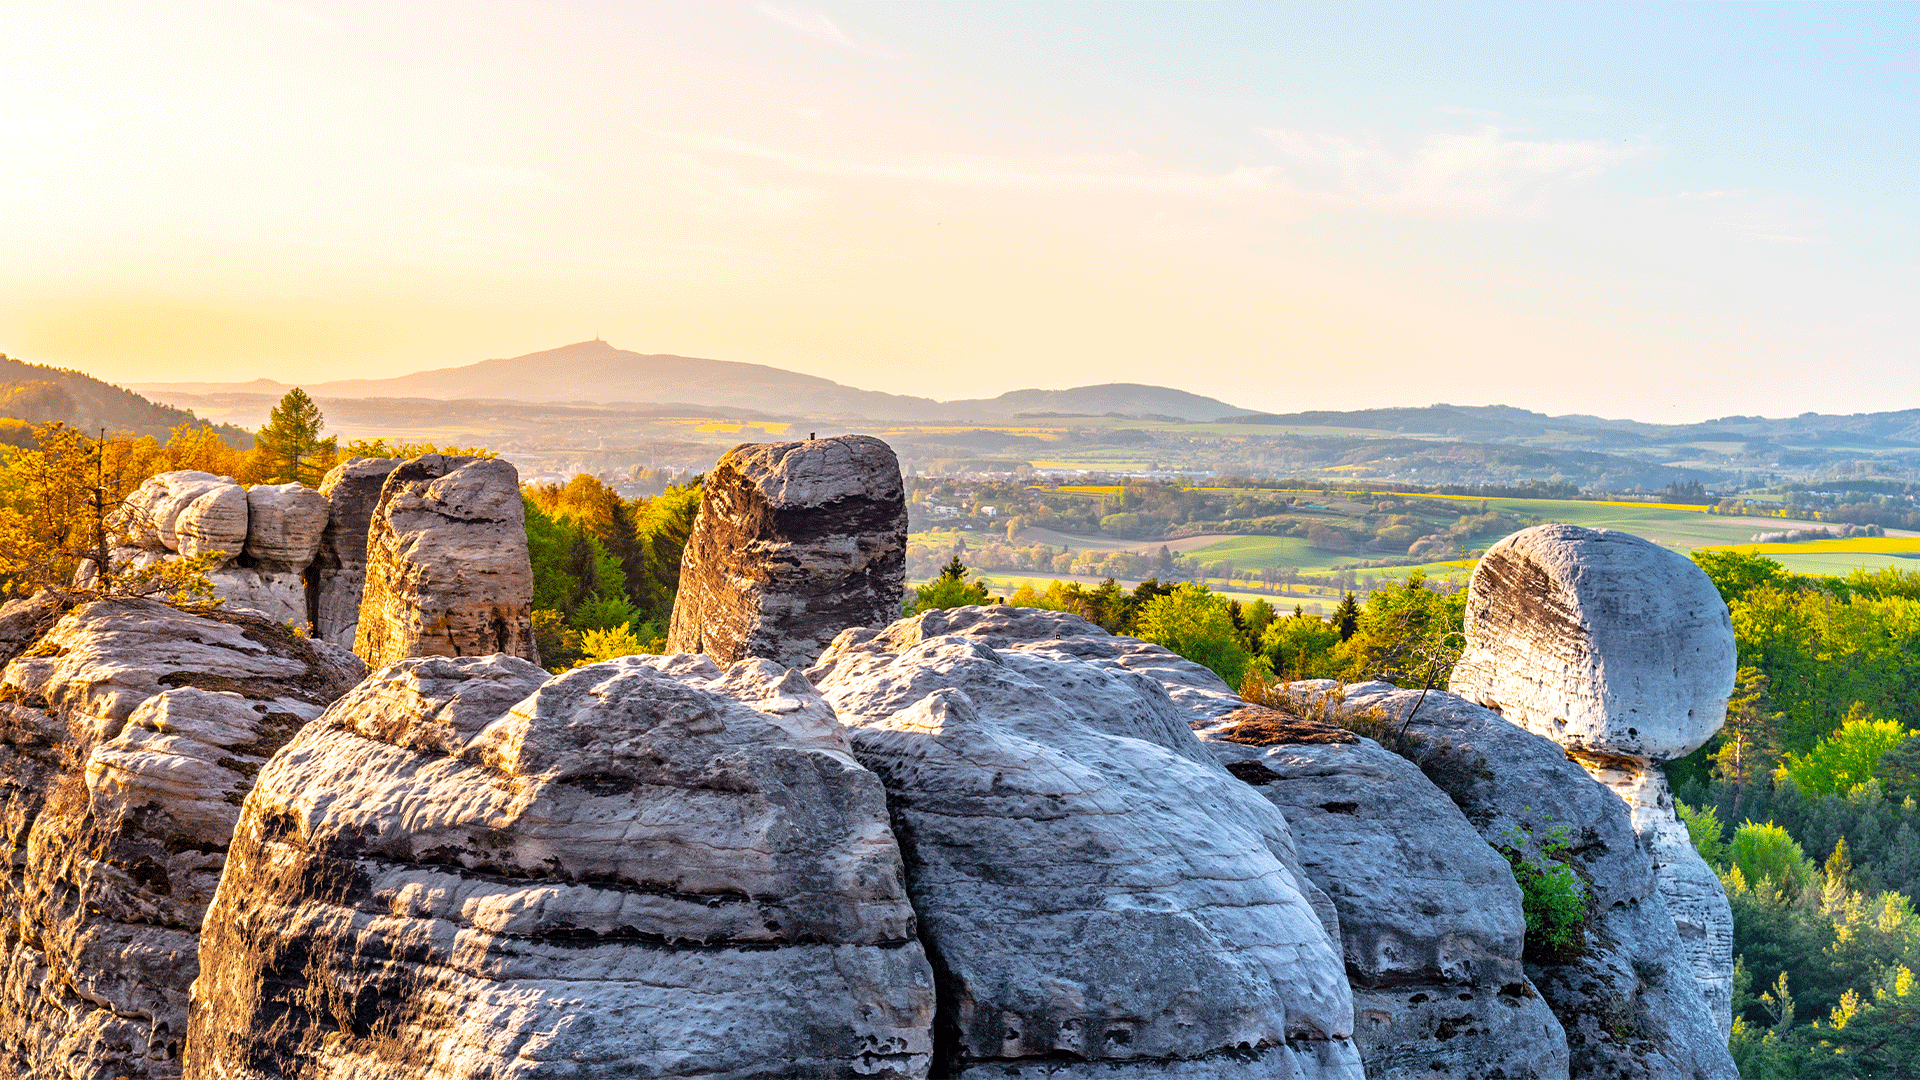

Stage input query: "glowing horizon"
[{"left": 2, "top": 2, "right": 1915, "bottom": 424}]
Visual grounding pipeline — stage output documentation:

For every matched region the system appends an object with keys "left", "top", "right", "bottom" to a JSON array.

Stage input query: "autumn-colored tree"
[
  {"left": 0, "top": 423, "right": 163, "bottom": 596},
  {"left": 253, "top": 388, "right": 336, "bottom": 485},
  {"left": 159, "top": 422, "right": 249, "bottom": 476}
]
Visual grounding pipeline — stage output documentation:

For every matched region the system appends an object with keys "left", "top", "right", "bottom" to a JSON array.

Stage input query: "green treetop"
[{"left": 255, "top": 388, "right": 336, "bottom": 485}]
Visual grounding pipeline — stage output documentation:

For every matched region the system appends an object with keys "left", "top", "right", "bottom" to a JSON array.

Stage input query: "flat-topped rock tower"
[{"left": 668, "top": 434, "right": 908, "bottom": 668}]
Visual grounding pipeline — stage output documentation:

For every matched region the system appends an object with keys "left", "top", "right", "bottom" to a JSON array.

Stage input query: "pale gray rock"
[
  {"left": 0, "top": 599, "right": 363, "bottom": 1079},
  {"left": 353, "top": 455, "right": 538, "bottom": 668},
  {"left": 1207, "top": 716, "right": 1569, "bottom": 1079},
  {"left": 669, "top": 435, "right": 907, "bottom": 668},
  {"left": 1572, "top": 752, "right": 1737, "bottom": 1039},
  {"left": 1341, "top": 683, "right": 1737, "bottom": 1080},
  {"left": 207, "top": 565, "right": 309, "bottom": 627},
  {"left": 115, "top": 471, "right": 250, "bottom": 563},
  {"left": 1448, "top": 524, "right": 1734, "bottom": 761},
  {"left": 809, "top": 613, "right": 1363, "bottom": 1079},
  {"left": 242, "top": 481, "right": 330, "bottom": 568},
  {"left": 1449, "top": 524, "right": 1736, "bottom": 1036},
  {"left": 313, "top": 457, "right": 400, "bottom": 646},
  {"left": 186, "top": 654, "right": 936, "bottom": 1080}
]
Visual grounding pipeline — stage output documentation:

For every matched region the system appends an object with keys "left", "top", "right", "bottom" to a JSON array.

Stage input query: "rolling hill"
[
  {"left": 0, "top": 353, "right": 250, "bottom": 445},
  {"left": 131, "top": 339, "right": 1248, "bottom": 422}
]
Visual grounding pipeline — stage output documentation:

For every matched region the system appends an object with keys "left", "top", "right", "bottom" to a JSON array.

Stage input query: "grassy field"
[{"left": 925, "top": 493, "right": 1918, "bottom": 603}]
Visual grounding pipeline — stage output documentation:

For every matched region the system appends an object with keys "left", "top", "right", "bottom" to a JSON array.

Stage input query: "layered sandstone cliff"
[{"left": 0, "top": 596, "right": 363, "bottom": 1078}]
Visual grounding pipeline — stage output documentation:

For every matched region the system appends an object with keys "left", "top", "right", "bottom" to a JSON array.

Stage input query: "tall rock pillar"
[
  {"left": 353, "top": 454, "right": 539, "bottom": 670},
  {"left": 668, "top": 435, "right": 907, "bottom": 669},
  {"left": 1448, "top": 523, "right": 1738, "bottom": 1035}
]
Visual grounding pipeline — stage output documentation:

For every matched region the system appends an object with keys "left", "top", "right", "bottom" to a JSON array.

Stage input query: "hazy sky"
[{"left": 2, "top": 2, "right": 1914, "bottom": 420}]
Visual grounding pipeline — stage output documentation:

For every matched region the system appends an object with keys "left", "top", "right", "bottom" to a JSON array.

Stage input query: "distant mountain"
[
  {"left": 0, "top": 353, "right": 250, "bottom": 445},
  {"left": 131, "top": 339, "right": 1246, "bottom": 422},
  {"left": 1223, "top": 403, "right": 1920, "bottom": 450}
]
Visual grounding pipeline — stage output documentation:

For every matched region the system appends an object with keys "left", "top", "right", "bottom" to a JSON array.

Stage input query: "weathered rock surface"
[
  {"left": 187, "top": 653, "right": 936, "bottom": 1079},
  {"left": 1342, "top": 682, "right": 1738, "bottom": 1080},
  {"left": 241, "top": 482, "right": 330, "bottom": 568},
  {"left": 0, "top": 590, "right": 65, "bottom": 667},
  {"left": 1448, "top": 524, "right": 1734, "bottom": 760},
  {"left": 0, "top": 598, "right": 364, "bottom": 1079},
  {"left": 108, "top": 472, "right": 335, "bottom": 630},
  {"left": 809, "top": 609, "right": 1362, "bottom": 1079},
  {"left": 353, "top": 455, "right": 539, "bottom": 669},
  {"left": 1449, "top": 524, "right": 1736, "bottom": 1034},
  {"left": 1207, "top": 712, "right": 1569, "bottom": 1079},
  {"left": 116, "top": 471, "right": 250, "bottom": 562},
  {"left": 313, "top": 457, "right": 400, "bottom": 646},
  {"left": 669, "top": 435, "right": 907, "bottom": 668},
  {"left": 206, "top": 566, "right": 310, "bottom": 628}
]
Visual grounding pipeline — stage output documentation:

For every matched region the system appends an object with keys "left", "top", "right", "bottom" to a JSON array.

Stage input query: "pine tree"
[
  {"left": 1333, "top": 591, "right": 1360, "bottom": 642},
  {"left": 1716, "top": 667, "right": 1784, "bottom": 824},
  {"left": 254, "top": 388, "right": 335, "bottom": 485}
]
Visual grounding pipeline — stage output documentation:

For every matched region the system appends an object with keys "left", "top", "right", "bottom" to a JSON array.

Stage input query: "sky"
[{"left": 1, "top": 1, "right": 1915, "bottom": 422}]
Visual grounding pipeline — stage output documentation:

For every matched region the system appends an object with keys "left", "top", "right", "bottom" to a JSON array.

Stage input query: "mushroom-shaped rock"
[
  {"left": 115, "top": 471, "right": 250, "bottom": 562},
  {"left": 1205, "top": 707, "right": 1569, "bottom": 1079},
  {"left": 241, "top": 481, "right": 329, "bottom": 568},
  {"left": 185, "top": 654, "right": 936, "bottom": 1079},
  {"left": 1448, "top": 523, "right": 1734, "bottom": 759},
  {"left": 311, "top": 456, "right": 400, "bottom": 646},
  {"left": 1341, "top": 683, "right": 1737, "bottom": 1080},
  {"left": 809, "top": 612, "right": 1363, "bottom": 1079},
  {"left": 353, "top": 455, "right": 539, "bottom": 668},
  {"left": 668, "top": 434, "right": 907, "bottom": 668},
  {"left": 1448, "top": 524, "right": 1737, "bottom": 1034},
  {"left": 0, "top": 598, "right": 364, "bottom": 1079}
]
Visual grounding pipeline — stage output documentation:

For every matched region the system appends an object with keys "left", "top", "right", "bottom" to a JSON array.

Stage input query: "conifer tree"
[{"left": 254, "top": 388, "right": 335, "bottom": 485}]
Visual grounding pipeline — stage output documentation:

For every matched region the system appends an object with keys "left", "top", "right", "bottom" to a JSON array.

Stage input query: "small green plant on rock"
[{"left": 1500, "top": 813, "right": 1589, "bottom": 961}]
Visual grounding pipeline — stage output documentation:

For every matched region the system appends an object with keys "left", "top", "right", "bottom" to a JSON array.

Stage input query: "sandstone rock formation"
[
  {"left": 312, "top": 456, "right": 400, "bottom": 646},
  {"left": 108, "top": 472, "right": 327, "bottom": 630},
  {"left": 809, "top": 609, "right": 1363, "bottom": 1079},
  {"left": 1449, "top": 524, "right": 1737, "bottom": 1034},
  {"left": 119, "top": 471, "right": 249, "bottom": 560},
  {"left": 353, "top": 455, "right": 539, "bottom": 669},
  {"left": 187, "top": 653, "right": 936, "bottom": 1079},
  {"left": 1207, "top": 710, "right": 1569, "bottom": 1079},
  {"left": 669, "top": 435, "right": 907, "bottom": 668},
  {"left": 1342, "top": 682, "right": 1738, "bottom": 1080},
  {"left": 0, "top": 598, "right": 364, "bottom": 1079},
  {"left": 241, "top": 482, "right": 330, "bottom": 567}
]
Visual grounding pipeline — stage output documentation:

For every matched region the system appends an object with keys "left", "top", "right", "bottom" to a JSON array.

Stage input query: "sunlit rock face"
[
  {"left": 185, "top": 654, "right": 936, "bottom": 1080},
  {"left": 809, "top": 608, "right": 1363, "bottom": 1080},
  {"left": 1449, "top": 524, "right": 1737, "bottom": 1035},
  {"left": 312, "top": 457, "right": 400, "bottom": 646},
  {"left": 668, "top": 435, "right": 907, "bottom": 669},
  {"left": 352, "top": 455, "right": 539, "bottom": 669},
  {"left": 1205, "top": 707, "right": 1570, "bottom": 1080},
  {"left": 0, "top": 597, "right": 363, "bottom": 1079},
  {"left": 1448, "top": 524, "right": 1733, "bottom": 760},
  {"left": 1340, "top": 682, "right": 1737, "bottom": 1080}
]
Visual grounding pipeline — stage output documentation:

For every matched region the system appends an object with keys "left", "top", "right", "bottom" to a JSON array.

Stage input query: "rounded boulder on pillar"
[{"left": 1448, "top": 523, "right": 1735, "bottom": 760}]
